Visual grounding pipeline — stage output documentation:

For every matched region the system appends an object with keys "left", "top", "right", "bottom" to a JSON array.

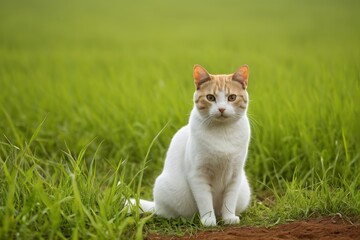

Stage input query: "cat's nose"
[{"left": 218, "top": 108, "right": 225, "bottom": 113}]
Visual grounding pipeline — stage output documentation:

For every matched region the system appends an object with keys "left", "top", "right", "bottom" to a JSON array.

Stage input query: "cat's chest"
[
  {"left": 199, "top": 157, "right": 236, "bottom": 182},
  {"left": 195, "top": 124, "right": 249, "bottom": 156}
]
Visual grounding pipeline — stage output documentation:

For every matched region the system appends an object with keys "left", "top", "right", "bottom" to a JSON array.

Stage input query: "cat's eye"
[
  {"left": 206, "top": 94, "right": 216, "bottom": 102},
  {"left": 228, "top": 94, "right": 237, "bottom": 102}
]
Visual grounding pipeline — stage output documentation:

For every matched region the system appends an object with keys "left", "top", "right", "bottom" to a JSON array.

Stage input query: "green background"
[{"left": 0, "top": 0, "right": 359, "bottom": 238}]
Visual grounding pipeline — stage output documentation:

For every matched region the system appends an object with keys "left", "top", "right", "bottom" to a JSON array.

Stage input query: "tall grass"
[{"left": 0, "top": 0, "right": 359, "bottom": 238}]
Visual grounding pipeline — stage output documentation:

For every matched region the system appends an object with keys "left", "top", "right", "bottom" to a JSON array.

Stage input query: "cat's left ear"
[
  {"left": 193, "top": 65, "right": 211, "bottom": 90},
  {"left": 232, "top": 65, "right": 249, "bottom": 89}
]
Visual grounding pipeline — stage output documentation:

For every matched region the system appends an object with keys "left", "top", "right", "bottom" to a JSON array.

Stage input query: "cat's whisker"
[{"left": 200, "top": 115, "right": 213, "bottom": 127}]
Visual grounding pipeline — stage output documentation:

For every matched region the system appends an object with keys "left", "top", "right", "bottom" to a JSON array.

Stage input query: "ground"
[{"left": 147, "top": 216, "right": 360, "bottom": 240}]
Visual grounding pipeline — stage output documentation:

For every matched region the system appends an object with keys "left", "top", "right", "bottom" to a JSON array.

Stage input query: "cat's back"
[{"left": 162, "top": 125, "right": 190, "bottom": 171}]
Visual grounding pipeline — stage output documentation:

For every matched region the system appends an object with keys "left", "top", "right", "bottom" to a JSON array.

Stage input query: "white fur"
[{"left": 130, "top": 90, "right": 251, "bottom": 227}]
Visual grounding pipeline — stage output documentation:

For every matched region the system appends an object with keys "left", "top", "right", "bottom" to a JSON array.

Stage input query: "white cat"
[{"left": 130, "top": 65, "right": 251, "bottom": 227}]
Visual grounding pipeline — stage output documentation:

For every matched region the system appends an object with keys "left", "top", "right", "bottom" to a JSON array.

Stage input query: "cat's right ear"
[
  {"left": 193, "top": 65, "right": 211, "bottom": 90},
  {"left": 232, "top": 65, "right": 249, "bottom": 89}
]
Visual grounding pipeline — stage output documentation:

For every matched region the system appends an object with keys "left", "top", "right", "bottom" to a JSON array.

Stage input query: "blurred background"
[{"left": 0, "top": 0, "right": 359, "bottom": 192}]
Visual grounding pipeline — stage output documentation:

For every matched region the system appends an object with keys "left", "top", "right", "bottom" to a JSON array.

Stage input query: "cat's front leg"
[
  {"left": 187, "top": 174, "right": 217, "bottom": 227},
  {"left": 221, "top": 176, "right": 241, "bottom": 225}
]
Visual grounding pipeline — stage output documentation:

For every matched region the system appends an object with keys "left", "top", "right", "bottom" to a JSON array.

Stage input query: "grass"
[{"left": 0, "top": 0, "right": 360, "bottom": 239}]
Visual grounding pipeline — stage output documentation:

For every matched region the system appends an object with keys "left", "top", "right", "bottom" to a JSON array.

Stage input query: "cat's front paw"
[
  {"left": 201, "top": 216, "right": 217, "bottom": 227},
  {"left": 223, "top": 216, "right": 240, "bottom": 225}
]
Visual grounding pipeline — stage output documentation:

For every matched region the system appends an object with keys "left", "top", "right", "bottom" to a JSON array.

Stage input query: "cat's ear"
[
  {"left": 232, "top": 65, "right": 249, "bottom": 89},
  {"left": 193, "top": 65, "right": 211, "bottom": 90}
]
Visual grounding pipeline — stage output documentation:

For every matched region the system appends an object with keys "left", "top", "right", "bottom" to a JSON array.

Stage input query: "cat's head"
[{"left": 193, "top": 65, "right": 249, "bottom": 123}]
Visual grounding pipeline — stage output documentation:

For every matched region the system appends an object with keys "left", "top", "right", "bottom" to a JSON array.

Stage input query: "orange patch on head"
[{"left": 194, "top": 80, "right": 217, "bottom": 112}]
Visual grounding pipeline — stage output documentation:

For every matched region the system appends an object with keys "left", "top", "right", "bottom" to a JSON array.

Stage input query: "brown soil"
[{"left": 147, "top": 216, "right": 360, "bottom": 240}]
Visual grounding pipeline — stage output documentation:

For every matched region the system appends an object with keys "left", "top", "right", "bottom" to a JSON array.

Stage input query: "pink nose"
[{"left": 218, "top": 108, "right": 225, "bottom": 113}]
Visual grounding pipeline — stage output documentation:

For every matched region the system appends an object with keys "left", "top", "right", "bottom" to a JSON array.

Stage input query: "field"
[{"left": 0, "top": 0, "right": 360, "bottom": 239}]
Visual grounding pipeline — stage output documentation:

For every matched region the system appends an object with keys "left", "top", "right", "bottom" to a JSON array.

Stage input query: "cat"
[{"left": 129, "top": 65, "right": 251, "bottom": 227}]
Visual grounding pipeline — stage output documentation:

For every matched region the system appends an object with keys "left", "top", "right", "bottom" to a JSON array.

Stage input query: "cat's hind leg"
[{"left": 153, "top": 172, "right": 197, "bottom": 219}]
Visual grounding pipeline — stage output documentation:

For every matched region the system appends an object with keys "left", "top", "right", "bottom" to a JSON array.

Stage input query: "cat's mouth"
[{"left": 215, "top": 114, "right": 230, "bottom": 120}]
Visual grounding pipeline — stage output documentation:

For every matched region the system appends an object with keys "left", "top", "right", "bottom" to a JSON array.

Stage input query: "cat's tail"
[{"left": 126, "top": 198, "right": 155, "bottom": 213}]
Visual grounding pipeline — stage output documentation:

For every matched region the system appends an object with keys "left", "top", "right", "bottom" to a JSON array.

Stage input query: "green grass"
[{"left": 1, "top": 0, "right": 360, "bottom": 239}]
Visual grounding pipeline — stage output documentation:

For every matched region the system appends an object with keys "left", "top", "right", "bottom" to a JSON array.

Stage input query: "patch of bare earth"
[{"left": 147, "top": 216, "right": 360, "bottom": 240}]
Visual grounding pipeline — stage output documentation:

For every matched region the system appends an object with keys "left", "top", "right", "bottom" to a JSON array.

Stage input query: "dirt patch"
[{"left": 147, "top": 216, "right": 360, "bottom": 240}]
